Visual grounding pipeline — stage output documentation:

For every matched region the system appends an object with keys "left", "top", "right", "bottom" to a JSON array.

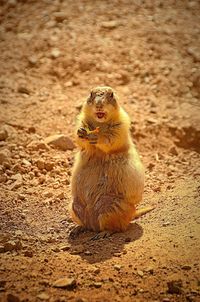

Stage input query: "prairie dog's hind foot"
[
  {"left": 90, "top": 231, "right": 114, "bottom": 241},
  {"left": 69, "top": 226, "right": 86, "bottom": 239}
]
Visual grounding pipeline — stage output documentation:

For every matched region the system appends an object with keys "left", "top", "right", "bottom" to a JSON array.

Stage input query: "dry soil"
[{"left": 0, "top": 1, "right": 200, "bottom": 302}]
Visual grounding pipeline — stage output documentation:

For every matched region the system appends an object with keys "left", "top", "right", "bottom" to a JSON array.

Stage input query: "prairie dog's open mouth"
[{"left": 96, "top": 112, "right": 106, "bottom": 119}]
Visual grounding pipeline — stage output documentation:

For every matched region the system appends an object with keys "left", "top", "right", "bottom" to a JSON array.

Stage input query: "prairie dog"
[{"left": 70, "top": 86, "right": 151, "bottom": 232}]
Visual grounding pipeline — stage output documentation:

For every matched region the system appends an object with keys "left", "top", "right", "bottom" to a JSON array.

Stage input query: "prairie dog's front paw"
[
  {"left": 77, "top": 127, "right": 88, "bottom": 139},
  {"left": 88, "top": 132, "right": 98, "bottom": 144}
]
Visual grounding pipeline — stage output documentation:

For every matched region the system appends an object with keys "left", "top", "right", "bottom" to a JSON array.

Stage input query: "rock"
[
  {"left": 118, "top": 72, "right": 130, "bottom": 85},
  {"left": 75, "top": 298, "right": 88, "bottom": 302},
  {"left": 75, "top": 102, "right": 82, "bottom": 111},
  {"left": 113, "top": 252, "right": 122, "bottom": 257},
  {"left": 187, "top": 47, "right": 200, "bottom": 62},
  {"left": 3, "top": 241, "right": 16, "bottom": 252},
  {"left": 7, "top": 0, "right": 17, "bottom": 8},
  {"left": 84, "top": 250, "right": 92, "bottom": 256},
  {"left": 27, "top": 126, "right": 36, "bottom": 133},
  {"left": 101, "top": 20, "right": 119, "bottom": 29},
  {"left": 0, "top": 280, "right": 6, "bottom": 292},
  {"left": 169, "top": 146, "right": 178, "bottom": 156},
  {"left": 0, "top": 245, "right": 5, "bottom": 253},
  {"left": 5, "top": 240, "right": 22, "bottom": 252},
  {"left": 0, "top": 174, "right": 7, "bottom": 183},
  {"left": 146, "top": 267, "right": 154, "bottom": 274},
  {"left": 24, "top": 250, "right": 33, "bottom": 257},
  {"left": 93, "top": 267, "right": 100, "bottom": 274},
  {"left": 167, "top": 280, "right": 183, "bottom": 294},
  {"left": 167, "top": 171, "right": 173, "bottom": 177},
  {"left": 54, "top": 12, "right": 67, "bottom": 22},
  {"left": 78, "top": 57, "right": 93, "bottom": 72},
  {"left": 148, "top": 162, "right": 155, "bottom": 171},
  {"left": 51, "top": 246, "right": 60, "bottom": 253},
  {"left": 17, "top": 85, "right": 31, "bottom": 95},
  {"left": 0, "top": 149, "right": 11, "bottom": 164},
  {"left": 57, "top": 192, "right": 65, "bottom": 200},
  {"left": 10, "top": 173, "right": 23, "bottom": 190},
  {"left": 28, "top": 56, "right": 38, "bottom": 66},
  {"left": 137, "top": 270, "right": 144, "bottom": 277},
  {"left": 36, "top": 159, "right": 45, "bottom": 170},
  {"left": 22, "top": 159, "right": 31, "bottom": 166},
  {"left": 11, "top": 173, "right": 23, "bottom": 182},
  {"left": 71, "top": 245, "right": 84, "bottom": 255},
  {"left": 43, "top": 191, "right": 53, "bottom": 198},
  {"left": 59, "top": 244, "right": 70, "bottom": 251},
  {"left": 153, "top": 186, "right": 161, "bottom": 192},
  {"left": 37, "top": 292, "right": 49, "bottom": 300},
  {"left": 162, "top": 222, "right": 170, "bottom": 227},
  {"left": 53, "top": 277, "right": 77, "bottom": 290},
  {"left": 181, "top": 265, "right": 192, "bottom": 271},
  {"left": 27, "top": 141, "right": 49, "bottom": 151},
  {"left": 44, "top": 134, "right": 75, "bottom": 151},
  {"left": 18, "top": 194, "right": 25, "bottom": 200},
  {"left": 7, "top": 293, "right": 20, "bottom": 302},
  {"left": 9, "top": 180, "right": 22, "bottom": 190},
  {"left": 114, "top": 264, "right": 122, "bottom": 271},
  {"left": 0, "top": 128, "right": 8, "bottom": 141},
  {"left": 93, "top": 282, "right": 102, "bottom": 288},
  {"left": 64, "top": 81, "right": 74, "bottom": 87},
  {"left": 45, "top": 162, "right": 54, "bottom": 171},
  {"left": 51, "top": 48, "right": 61, "bottom": 59},
  {"left": 14, "top": 230, "right": 23, "bottom": 237}
]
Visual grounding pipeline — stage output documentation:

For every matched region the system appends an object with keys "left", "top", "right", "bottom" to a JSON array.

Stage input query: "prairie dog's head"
[{"left": 83, "top": 86, "right": 119, "bottom": 123}]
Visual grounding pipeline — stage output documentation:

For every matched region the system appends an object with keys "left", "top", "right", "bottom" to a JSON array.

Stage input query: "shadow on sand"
[{"left": 68, "top": 222, "right": 143, "bottom": 264}]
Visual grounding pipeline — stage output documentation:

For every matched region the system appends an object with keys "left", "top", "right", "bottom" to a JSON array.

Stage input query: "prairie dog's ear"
[
  {"left": 87, "top": 90, "right": 95, "bottom": 104},
  {"left": 107, "top": 90, "right": 114, "bottom": 98},
  {"left": 107, "top": 90, "right": 117, "bottom": 106}
]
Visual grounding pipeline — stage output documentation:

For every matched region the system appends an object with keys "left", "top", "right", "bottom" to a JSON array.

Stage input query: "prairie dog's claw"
[
  {"left": 90, "top": 231, "right": 113, "bottom": 241},
  {"left": 77, "top": 127, "right": 100, "bottom": 142},
  {"left": 77, "top": 127, "right": 88, "bottom": 138}
]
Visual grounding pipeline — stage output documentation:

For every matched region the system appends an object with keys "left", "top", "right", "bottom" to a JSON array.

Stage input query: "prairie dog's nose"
[{"left": 95, "top": 97, "right": 103, "bottom": 109}]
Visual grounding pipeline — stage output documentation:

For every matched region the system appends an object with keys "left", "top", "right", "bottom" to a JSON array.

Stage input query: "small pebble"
[
  {"left": 7, "top": 293, "right": 20, "bottom": 302},
  {"left": 37, "top": 292, "right": 49, "bottom": 300},
  {"left": 51, "top": 48, "right": 61, "bottom": 59},
  {"left": 84, "top": 250, "right": 92, "bottom": 256},
  {"left": 53, "top": 277, "right": 76, "bottom": 290},
  {"left": 0, "top": 128, "right": 8, "bottom": 141},
  {"left": 167, "top": 280, "right": 183, "bottom": 294},
  {"left": 181, "top": 265, "right": 192, "bottom": 271},
  {"left": 93, "top": 282, "right": 102, "bottom": 288},
  {"left": 114, "top": 264, "right": 122, "bottom": 271},
  {"left": 24, "top": 250, "right": 33, "bottom": 257},
  {"left": 17, "top": 86, "right": 30, "bottom": 95},
  {"left": 137, "top": 270, "right": 144, "bottom": 277}
]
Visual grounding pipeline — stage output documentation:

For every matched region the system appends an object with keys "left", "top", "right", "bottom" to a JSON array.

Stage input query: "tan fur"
[{"left": 70, "top": 86, "right": 150, "bottom": 232}]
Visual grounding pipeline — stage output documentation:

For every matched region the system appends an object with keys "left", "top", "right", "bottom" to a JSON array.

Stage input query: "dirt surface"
[{"left": 0, "top": 0, "right": 200, "bottom": 301}]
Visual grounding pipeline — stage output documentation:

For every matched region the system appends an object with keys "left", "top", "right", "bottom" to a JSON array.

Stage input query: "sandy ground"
[{"left": 0, "top": 0, "right": 200, "bottom": 301}]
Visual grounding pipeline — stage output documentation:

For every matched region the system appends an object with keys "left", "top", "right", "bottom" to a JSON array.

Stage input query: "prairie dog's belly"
[{"left": 74, "top": 148, "right": 144, "bottom": 206}]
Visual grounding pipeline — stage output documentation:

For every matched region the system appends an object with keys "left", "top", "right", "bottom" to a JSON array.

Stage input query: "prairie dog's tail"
[{"left": 134, "top": 206, "right": 155, "bottom": 219}]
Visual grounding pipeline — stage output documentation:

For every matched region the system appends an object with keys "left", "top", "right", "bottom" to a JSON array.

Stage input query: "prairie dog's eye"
[{"left": 107, "top": 90, "right": 117, "bottom": 106}]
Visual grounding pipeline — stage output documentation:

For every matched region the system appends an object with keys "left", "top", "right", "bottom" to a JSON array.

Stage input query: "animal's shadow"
[{"left": 68, "top": 222, "right": 143, "bottom": 264}]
